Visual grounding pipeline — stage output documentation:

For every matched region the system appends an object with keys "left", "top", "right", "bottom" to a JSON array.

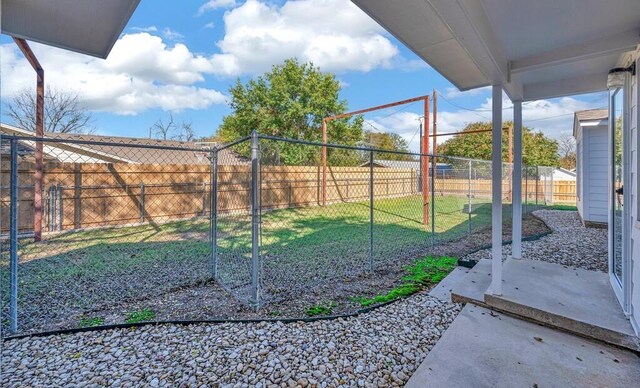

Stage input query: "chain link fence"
[{"left": 1, "top": 132, "right": 573, "bottom": 335}]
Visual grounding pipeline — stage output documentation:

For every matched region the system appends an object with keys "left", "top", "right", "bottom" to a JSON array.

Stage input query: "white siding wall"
[
  {"left": 577, "top": 131, "right": 584, "bottom": 218},
  {"left": 630, "top": 47, "right": 640, "bottom": 334},
  {"left": 586, "top": 126, "right": 609, "bottom": 223}
]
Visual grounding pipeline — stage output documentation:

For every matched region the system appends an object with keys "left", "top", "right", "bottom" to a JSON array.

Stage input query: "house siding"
[
  {"left": 630, "top": 47, "right": 640, "bottom": 334},
  {"left": 577, "top": 132, "right": 584, "bottom": 218}
]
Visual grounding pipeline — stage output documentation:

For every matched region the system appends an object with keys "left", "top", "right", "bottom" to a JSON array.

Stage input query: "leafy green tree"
[
  {"left": 438, "top": 121, "right": 559, "bottom": 167},
  {"left": 364, "top": 131, "right": 413, "bottom": 160},
  {"left": 218, "top": 59, "right": 363, "bottom": 165}
]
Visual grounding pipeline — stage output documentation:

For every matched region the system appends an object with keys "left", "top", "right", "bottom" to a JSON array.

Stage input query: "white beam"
[
  {"left": 490, "top": 84, "right": 503, "bottom": 295},
  {"left": 510, "top": 30, "right": 639, "bottom": 74},
  {"left": 523, "top": 74, "right": 606, "bottom": 101},
  {"left": 512, "top": 100, "right": 523, "bottom": 259}
]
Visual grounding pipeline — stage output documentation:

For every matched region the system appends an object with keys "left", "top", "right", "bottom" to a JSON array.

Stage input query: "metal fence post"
[
  {"left": 210, "top": 146, "right": 218, "bottom": 278},
  {"left": 536, "top": 166, "right": 540, "bottom": 209},
  {"left": 430, "top": 156, "right": 436, "bottom": 247},
  {"left": 57, "top": 184, "right": 63, "bottom": 231},
  {"left": 369, "top": 150, "right": 374, "bottom": 272},
  {"left": 250, "top": 131, "right": 260, "bottom": 308},
  {"left": 139, "top": 183, "right": 145, "bottom": 222},
  {"left": 9, "top": 137, "right": 19, "bottom": 333},
  {"left": 468, "top": 160, "right": 472, "bottom": 235}
]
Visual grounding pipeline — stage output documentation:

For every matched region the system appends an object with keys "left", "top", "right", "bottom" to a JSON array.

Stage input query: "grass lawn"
[{"left": 1, "top": 193, "right": 524, "bottom": 330}]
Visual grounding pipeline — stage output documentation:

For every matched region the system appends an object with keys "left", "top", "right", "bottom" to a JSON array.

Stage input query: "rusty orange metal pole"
[
  {"left": 422, "top": 96, "right": 430, "bottom": 225},
  {"left": 432, "top": 89, "right": 438, "bottom": 162},
  {"left": 323, "top": 94, "right": 431, "bottom": 207},
  {"left": 14, "top": 38, "right": 44, "bottom": 242},
  {"left": 321, "top": 119, "right": 327, "bottom": 206}
]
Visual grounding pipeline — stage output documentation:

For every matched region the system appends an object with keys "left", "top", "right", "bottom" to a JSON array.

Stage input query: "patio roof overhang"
[
  {"left": 352, "top": 0, "right": 640, "bottom": 101},
  {"left": 1, "top": 0, "right": 140, "bottom": 59}
]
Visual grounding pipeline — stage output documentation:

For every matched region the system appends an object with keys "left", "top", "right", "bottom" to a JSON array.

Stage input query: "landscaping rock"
[
  {"left": 1, "top": 293, "right": 460, "bottom": 387},
  {"left": 463, "top": 210, "right": 607, "bottom": 272}
]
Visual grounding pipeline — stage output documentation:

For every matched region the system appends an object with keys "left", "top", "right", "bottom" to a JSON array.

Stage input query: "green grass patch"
[
  {"left": 544, "top": 204, "right": 577, "bottom": 211},
  {"left": 78, "top": 316, "right": 104, "bottom": 328},
  {"left": 306, "top": 302, "right": 337, "bottom": 317},
  {"left": 356, "top": 256, "right": 457, "bottom": 307},
  {"left": 125, "top": 308, "right": 156, "bottom": 324}
]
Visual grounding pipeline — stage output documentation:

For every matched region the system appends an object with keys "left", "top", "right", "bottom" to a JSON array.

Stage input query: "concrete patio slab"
[
  {"left": 484, "top": 259, "right": 639, "bottom": 351},
  {"left": 406, "top": 305, "right": 640, "bottom": 388},
  {"left": 449, "top": 259, "right": 491, "bottom": 305},
  {"left": 429, "top": 266, "right": 470, "bottom": 302}
]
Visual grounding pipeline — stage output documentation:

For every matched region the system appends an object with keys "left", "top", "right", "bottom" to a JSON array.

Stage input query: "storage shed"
[{"left": 573, "top": 109, "right": 608, "bottom": 226}]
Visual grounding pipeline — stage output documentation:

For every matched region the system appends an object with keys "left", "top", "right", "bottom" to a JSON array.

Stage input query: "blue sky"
[{"left": 0, "top": 0, "right": 608, "bottom": 152}]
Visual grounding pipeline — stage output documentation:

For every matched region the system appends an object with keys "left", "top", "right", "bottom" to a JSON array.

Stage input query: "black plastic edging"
[{"left": 3, "top": 297, "right": 401, "bottom": 342}]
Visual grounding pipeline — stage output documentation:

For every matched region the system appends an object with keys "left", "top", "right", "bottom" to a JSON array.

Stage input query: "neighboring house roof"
[
  {"left": 1, "top": 124, "right": 247, "bottom": 165},
  {"left": 553, "top": 168, "right": 577, "bottom": 180},
  {"left": 1, "top": 0, "right": 140, "bottom": 58},
  {"left": 573, "top": 109, "right": 608, "bottom": 137}
]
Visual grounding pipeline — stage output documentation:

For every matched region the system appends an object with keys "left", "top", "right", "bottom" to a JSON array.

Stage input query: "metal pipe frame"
[
  {"left": 321, "top": 94, "right": 431, "bottom": 207},
  {"left": 369, "top": 150, "right": 374, "bottom": 272},
  {"left": 250, "top": 131, "right": 260, "bottom": 308},
  {"left": 210, "top": 146, "right": 219, "bottom": 278},
  {"left": 14, "top": 38, "right": 44, "bottom": 242},
  {"left": 9, "top": 138, "right": 19, "bottom": 333}
]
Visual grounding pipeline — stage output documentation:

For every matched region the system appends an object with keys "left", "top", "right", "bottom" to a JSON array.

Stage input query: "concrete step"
[
  {"left": 483, "top": 259, "right": 640, "bottom": 352},
  {"left": 406, "top": 305, "right": 640, "bottom": 387}
]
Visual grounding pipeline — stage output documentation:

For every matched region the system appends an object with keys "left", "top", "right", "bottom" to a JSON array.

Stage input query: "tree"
[
  {"left": 438, "top": 121, "right": 559, "bottom": 167},
  {"left": 4, "top": 88, "right": 93, "bottom": 133},
  {"left": 151, "top": 113, "right": 175, "bottom": 140},
  {"left": 557, "top": 134, "right": 576, "bottom": 170},
  {"left": 364, "top": 131, "right": 413, "bottom": 160},
  {"left": 218, "top": 58, "right": 363, "bottom": 165},
  {"left": 175, "top": 121, "right": 195, "bottom": 142}
]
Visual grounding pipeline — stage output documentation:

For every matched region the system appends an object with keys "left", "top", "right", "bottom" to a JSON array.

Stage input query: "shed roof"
[
  {"left": 575, "top": 109, "right": 609, "bottom": 123},
  {"left": 1, "top": 0, "right": 140, "bottom": 58},
  {"left": 352, "top": 0, "right": 640, "bottom": 101},
  {"left": 573, "top": 109, "right": 608, "bottom": 138}
]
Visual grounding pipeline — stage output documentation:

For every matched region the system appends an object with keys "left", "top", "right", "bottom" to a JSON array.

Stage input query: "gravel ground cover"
[
  {"left": 2, "top": 194, "right": 549, "bottom": 335},
  {"left": 463, "top": 210, "right": 607, "bottom": 272},
  {"left": 2, "top": 293, "right": 461, "bottom": 387}
]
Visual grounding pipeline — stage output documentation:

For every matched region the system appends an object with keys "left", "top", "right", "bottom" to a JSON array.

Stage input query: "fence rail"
[{"left": 0, "top": 133, "right": 575, "bottom": 335}]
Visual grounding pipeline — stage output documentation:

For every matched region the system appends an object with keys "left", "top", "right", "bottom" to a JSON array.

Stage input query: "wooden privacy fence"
[
  {"left": 1, "top": 161, "right": 575, "bottom": 234},
  {"left": 432, "top": 178, "right": 576, "bottom": 204},
  {"left": 1, "top": 162, "right": 418, "bottom": 233}
]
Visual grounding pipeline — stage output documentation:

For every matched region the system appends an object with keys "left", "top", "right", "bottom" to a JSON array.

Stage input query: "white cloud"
[
  {"left": 197, "top": 0, "right": 237, "bottom": 15},
  {"left": 130, "top": 26, "right": 158, "bottom": 33},
  {"left": 162, "top": 28, "right": 185, "bottom": 41},
  {"left": 204, "top": 22, "right": 216, "bottom": 29},
  {"left": 208, "top": 0, "right": 400, "bottom": 76},
  {"left": 443, "top": 86, "right": 491, "bottom": 99},
  {"left": 1, "top": 33, "right": 227, "bottom": 115}
]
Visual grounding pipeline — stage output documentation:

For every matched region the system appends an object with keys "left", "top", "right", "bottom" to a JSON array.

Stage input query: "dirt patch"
[{"left": 52, "top": 214, "right": 549, "bottom": 331}]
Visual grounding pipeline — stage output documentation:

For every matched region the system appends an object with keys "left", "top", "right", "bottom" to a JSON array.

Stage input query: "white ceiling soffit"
[
  {"left": 1, "top": 0, "right": 141, "bottom": 59},
  {"left": 352, "top": 0, "right": 640, "bottom": 101}
]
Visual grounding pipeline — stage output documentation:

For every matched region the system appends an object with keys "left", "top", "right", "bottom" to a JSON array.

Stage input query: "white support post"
[
  {"left": 490, "top": 85, "right": 503, "bottom": 295},
  {"left": 512, "top": 100, "right": 523, "bottom": 259}
]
